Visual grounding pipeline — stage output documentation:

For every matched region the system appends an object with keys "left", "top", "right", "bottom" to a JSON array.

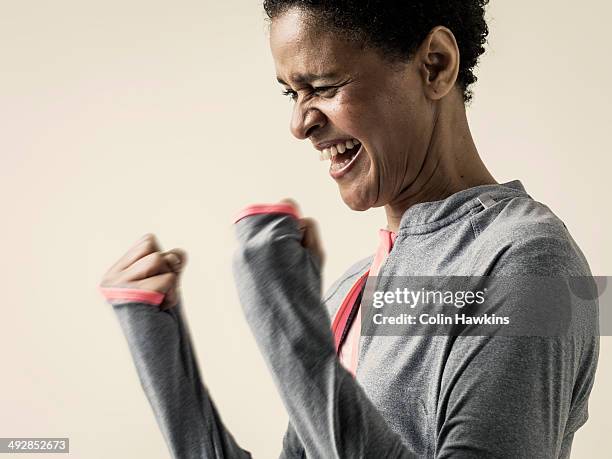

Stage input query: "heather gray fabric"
[
  {"left": 111, "top": 179, "right": 599, "bottom": 459},
  {"left": 113, "top": 301, "right": 252, "bottom": 459}
]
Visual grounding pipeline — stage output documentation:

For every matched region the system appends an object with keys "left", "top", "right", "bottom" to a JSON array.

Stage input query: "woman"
[{"left": 99, "top": 1, "right": 599, "bottom": 457}]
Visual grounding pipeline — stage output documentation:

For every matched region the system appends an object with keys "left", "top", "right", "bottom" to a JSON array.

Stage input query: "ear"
[{"left": 417, "top": 26, "right": 460, "bottom": 100}]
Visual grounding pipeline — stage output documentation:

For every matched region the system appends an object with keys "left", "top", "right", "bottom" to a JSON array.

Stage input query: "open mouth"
[
  {"left": 330, "top": 143, "right": 361, "bottom": 173},
  {"left": 317, "top": 138, "right": 363, "bottom": 179}
]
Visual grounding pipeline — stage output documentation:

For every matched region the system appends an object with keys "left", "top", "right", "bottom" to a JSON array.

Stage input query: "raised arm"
[
  {"left": 100, "top": 234, "right": 252, "bottom": 459},
  {"left": 232, "top": 206, "right": 416, "bottom": 459},
  {"left": 231, "top": 204, "right": 599, "bottom": 459}
]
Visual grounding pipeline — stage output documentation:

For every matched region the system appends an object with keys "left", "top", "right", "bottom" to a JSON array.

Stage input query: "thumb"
[
  {"left": 298, "top": 217, "right": 325, "bottom": 268},
  {"left": 279, "top": 198, "right": 301, "bottom": 215},
  {"left": 162, "top": 249, "right": 187, "bottom": 275}
]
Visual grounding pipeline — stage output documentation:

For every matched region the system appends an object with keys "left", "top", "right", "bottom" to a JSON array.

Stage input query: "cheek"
[
  {"left": 324, "top": 95, "right": 362, "bottom": 132},
  {"left": 377, "top": 96, "right": 423, "bottom": 164},
  {"left": 327, "top": 86, "right": 380, "bottom": 133},
  {"left": 367, "top": 104, "right": 421, "bottom": 201}
]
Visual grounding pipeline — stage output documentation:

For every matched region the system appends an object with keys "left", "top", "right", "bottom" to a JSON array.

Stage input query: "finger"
[
  {"left": 109, "top": 233, "right": 161, "bottom": 273},
  {"left": 122, "top": 251, "right": 172, "bottom": 281},
  {"left": 299, "top": 217, "right": 319, "bottom": 244},
  {"left": 162, "top": 248, "right": 187, "bottom": 274},
  {"left": 279, "top": 198, "right": 301, "bottom": 215},
  {"left": 133, "top": 271, "right": 177, "bottom": 295},
  {"left": 299, "top": 217, "right": 325, "bottom": 266},
  {"left": 161, "top": 286, "right": 181, "bottom": 311},
  {"left": 161, "top": 285, "right": 177, "bottom": 310},
  {"left": 159, "top": 250, "right": 185, "bottom": 309}
]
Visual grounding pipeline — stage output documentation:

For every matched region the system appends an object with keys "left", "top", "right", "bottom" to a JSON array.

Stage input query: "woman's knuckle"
[
  {"left": 149, "top": 252, "right": 164, "bottom": 266},
  {"left": 167, "top": 271, "right": 178, "bottom": 283},
  {"left": 101, "top": 270, "right": 119, "bottom": 286},
  {"left": 142, "top": 238, "right": 156, "bottom": 252}
]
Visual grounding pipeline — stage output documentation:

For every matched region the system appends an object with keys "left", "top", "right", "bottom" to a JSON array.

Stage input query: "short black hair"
[{"left": 263, "top": 0, "right": 490, "bottom": 104}]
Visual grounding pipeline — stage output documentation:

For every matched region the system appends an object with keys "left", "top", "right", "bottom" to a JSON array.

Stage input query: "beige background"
[{"left": 1, "top": 1, "right": 610, "bottom": 457}]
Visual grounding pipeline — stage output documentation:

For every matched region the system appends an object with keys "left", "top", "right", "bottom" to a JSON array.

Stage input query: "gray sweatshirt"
[{"left": 109, "top": 179, "right": 599, "bottom": 458}]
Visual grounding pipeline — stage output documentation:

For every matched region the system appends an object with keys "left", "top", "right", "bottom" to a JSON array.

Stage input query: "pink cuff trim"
[
  {"left": 233, "top": 203, "right": 300, "bottom": 224},
  {"left": 98, "top": 286, "right": 165, "bottom": 306}
]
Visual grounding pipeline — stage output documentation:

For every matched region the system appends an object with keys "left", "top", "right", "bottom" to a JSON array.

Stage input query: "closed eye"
[
  {"left": 281, "top": 84, "right": 341, "bottom": 102},
  {"left": 281, "top": 89, "right": 298, "bottom": 101},
  {"left": 313, "top": 86, "right": 338, "bottom": 96}
]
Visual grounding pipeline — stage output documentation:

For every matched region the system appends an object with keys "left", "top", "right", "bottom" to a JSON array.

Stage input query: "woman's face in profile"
[{"left": 270, "top": 8, "right": 435, "bottom": 211}]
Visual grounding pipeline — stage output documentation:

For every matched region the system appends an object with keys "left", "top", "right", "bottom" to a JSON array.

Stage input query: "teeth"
[{"left": 318, "top": 139, "right": 360, "bottom": 161}]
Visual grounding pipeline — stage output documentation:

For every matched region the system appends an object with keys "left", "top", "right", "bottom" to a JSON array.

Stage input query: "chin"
[{"left": 339, "top": 189, "right": 372, "bottom": 212}]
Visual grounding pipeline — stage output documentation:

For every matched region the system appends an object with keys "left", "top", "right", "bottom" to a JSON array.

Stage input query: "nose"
[{"left": 290, "top": 103, "right": 326, "bottom": 140}]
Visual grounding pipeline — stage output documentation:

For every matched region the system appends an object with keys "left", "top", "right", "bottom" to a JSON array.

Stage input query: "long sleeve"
[
  {"left": 232, "top": 210, "right": 417, "bottom": 459},
  {"left": 111, "top": 300, "right": 252, "bottom": 459},
  {"left": 436, "top": 334, "right": 587, "bottom": 458},
  {"left": 231, "top": 209, "right": 599, "bottom": 459},
  {"left": 435, "top": 235, "right": 599, "bottom": 457}
]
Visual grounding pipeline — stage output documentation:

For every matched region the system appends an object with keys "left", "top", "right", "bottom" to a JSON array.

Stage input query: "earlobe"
[{"left": 419, "top": 26, "right": 460, "bottom": 100}]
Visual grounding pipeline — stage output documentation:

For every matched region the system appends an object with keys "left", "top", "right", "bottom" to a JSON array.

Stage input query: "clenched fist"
[
  {"left": 279, "top": 198, "right": 325, "bottom": 270},
  {"left": 100, "top": 233, "right": 187, "bottom": 310}
]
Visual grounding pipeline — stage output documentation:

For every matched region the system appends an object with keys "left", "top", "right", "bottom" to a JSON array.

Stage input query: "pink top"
[{"left": 337, "top": 229, "right": 397, "bottom": 376}]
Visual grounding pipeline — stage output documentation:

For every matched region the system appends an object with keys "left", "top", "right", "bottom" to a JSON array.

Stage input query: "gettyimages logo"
[{"left": 361, "top": 276, "right": 607, "bottom": 337}]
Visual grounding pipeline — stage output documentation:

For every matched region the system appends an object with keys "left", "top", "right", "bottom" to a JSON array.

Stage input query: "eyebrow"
[{"left": 276, "top": 72, "right": 340, "bottom": 85}]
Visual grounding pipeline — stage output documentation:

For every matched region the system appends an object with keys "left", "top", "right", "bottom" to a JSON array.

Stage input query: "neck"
[{"left": 384, "top": 94, "right": 496, "bottom": 233}]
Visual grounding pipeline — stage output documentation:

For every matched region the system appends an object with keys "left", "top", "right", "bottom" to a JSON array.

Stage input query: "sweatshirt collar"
[{"left": 396, "top": 179, "right": 528, "bottom": 235}]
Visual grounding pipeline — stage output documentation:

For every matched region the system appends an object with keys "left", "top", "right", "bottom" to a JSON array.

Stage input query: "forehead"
[{"left": 269, "top": 8, "right": 360, "bottom": 83}]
